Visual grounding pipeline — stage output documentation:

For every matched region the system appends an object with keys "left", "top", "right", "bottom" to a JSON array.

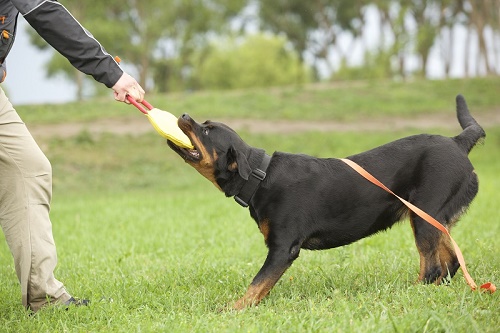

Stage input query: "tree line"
[{"left": 29, "top": 0, "right": 500, "bottom": 99}]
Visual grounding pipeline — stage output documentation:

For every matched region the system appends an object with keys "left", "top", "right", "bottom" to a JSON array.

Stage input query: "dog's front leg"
[{"left": 232, "top": 243, "right": 300, "bottom": 310}]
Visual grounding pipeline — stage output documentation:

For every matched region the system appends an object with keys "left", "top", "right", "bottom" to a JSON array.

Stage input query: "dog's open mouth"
[
  {"left": 167, "top": 140, "right": 201, "bottom": 162},
  {"left": 167, "top": 115, "right": 202, "bottom": 162}
]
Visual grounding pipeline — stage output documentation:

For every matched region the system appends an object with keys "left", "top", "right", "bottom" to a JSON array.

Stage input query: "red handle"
[{"left": 127, "top": 95, "right": 153, "bottom": 114}]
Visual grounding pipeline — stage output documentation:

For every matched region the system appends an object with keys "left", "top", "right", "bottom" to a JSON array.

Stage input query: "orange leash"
[{"left": 341, "top": 158, "right": 496, "bottom": 293}]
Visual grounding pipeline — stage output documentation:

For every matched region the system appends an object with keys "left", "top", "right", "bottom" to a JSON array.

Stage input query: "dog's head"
[{"left": 167, "top": 114, "right": 256, "bottom": 196}]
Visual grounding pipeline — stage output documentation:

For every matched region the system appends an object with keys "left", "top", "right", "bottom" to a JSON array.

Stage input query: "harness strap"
[
  {"left": 234, "top": 153, "right": 271, "bottom": 208},
  {"left": 341, "top": 158, "right": 495, "bottom": 293}
]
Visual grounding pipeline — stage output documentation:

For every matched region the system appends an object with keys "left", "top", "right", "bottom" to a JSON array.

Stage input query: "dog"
[{"left": 167, "top": 94, "right": 485, "bottom": 310}]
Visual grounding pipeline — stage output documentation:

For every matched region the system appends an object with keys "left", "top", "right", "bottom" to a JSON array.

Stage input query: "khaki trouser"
[{"left": 0, "top": 87, "right": 71, "bottom": 311}]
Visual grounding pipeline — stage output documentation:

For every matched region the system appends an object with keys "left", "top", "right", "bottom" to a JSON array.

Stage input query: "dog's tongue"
[{"left": 147, "top": 108, "right": 194, "bottom": 149}]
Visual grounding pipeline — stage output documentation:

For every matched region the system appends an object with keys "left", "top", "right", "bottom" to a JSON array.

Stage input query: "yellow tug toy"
[{"left": 127, "top": 96, "right": 194, "bottom": 149}]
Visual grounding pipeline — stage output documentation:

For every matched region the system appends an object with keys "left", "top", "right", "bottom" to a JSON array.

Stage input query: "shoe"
[
  {"left": 64, "top": 297, "right": 90, "bottom": 308},
  {"left": 28, "top": 297, "right": 90, "bottom": 314}
]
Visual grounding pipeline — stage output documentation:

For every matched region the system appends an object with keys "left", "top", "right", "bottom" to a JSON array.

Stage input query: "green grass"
[
  {"left": 16, "top": 77, "right": 500, "bottom": 124},
  {"left": 1, "top": 80, "right": 499, "bottom": 332}
]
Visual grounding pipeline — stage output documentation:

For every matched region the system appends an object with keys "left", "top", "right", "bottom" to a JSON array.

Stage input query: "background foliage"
[{"left": 27, "top": 0, "right": 500, "bottom": 99}]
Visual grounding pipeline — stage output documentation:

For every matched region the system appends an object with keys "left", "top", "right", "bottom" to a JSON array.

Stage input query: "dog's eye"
[{"left": 202, "top": 128, "right": 210, "bottom": 135}]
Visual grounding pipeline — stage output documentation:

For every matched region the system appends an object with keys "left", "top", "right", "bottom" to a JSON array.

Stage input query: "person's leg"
[{"left": 0, "top": 87, "right": 72, "bottom": 312}]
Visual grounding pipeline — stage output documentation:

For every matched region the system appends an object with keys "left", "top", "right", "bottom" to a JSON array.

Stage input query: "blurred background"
[{"left": 3, "top": 0, "right": 499, "bottom": 105}]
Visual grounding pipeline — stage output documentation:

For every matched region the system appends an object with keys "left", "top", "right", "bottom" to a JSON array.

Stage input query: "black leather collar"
[{"left": 234, "top": 153, "right": 271, "bottom": 207}]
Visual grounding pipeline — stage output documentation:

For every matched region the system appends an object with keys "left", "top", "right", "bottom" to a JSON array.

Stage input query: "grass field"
[
  {"left": 14, "top": 77, "right": 500, "bottom": 124},
  {"left": 0, "top": 78, "right": 499, "bottom": 332}
]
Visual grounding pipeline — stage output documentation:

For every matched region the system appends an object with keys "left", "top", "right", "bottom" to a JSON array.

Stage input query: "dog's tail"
[{"left": 454, "top": 94, "right": 485, "bottom": 153}]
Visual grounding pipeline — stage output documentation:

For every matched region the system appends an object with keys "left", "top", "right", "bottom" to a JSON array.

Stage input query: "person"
[{"left": 0, "top": 0, "right": 145, "bottom": 312}]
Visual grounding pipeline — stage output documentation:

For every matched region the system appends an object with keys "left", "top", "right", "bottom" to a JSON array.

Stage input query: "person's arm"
[{"left": 11, "top": 0, "right": 143, "bottom": 101}]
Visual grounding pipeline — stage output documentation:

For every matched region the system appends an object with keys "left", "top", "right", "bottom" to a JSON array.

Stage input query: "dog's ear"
[{"left": 227, "top": 146, "right": 252, "bottom": 180}]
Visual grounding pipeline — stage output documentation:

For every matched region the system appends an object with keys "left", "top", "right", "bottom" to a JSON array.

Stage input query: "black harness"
[{"left": 234, "top": 153, "right": 271, "bottom": 208}]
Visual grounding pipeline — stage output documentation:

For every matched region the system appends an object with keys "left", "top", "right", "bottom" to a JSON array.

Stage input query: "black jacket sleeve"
[{"left": 11, "top": 0, "right": 123, "bottom": 87}]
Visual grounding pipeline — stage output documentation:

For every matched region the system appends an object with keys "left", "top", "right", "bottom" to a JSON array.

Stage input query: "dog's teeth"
[{"left": 189, "top": 150, "right": 200, "bottom": 159}]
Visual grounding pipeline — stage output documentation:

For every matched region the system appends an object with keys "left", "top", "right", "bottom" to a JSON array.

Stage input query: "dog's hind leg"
[
  {"left": 232, "top": 243, "right": 300, "bottom": 310},
  {"left": 436, "top": 233, "right": 460, "bottom": 282},
  {"left": 410, "top": 214, "right": 443, "bottom": 283},
  {"left": 410, "top": 169, "right": 478, "bottom": 284},
  {"left": 410, "top": 213, "right": 460, "bottom": 284}
]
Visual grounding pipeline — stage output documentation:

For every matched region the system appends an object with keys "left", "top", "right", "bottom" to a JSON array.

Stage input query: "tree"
[
  {"left": 259, "top": 0, "right": 372, "bottom": 79},
  {"left": 466, "top": 0, "right": 498, "bottom": 75},
  {"left": 27, "top": 0, "right": 500, "bottom": 98},
  {"left": 259, "top": 0, "right": 316, "bottom": 62},
  {"left": 410, "top": 0, "right": 439, "bottom": 77},
  {"left": 151, "top": 0, "right": 248, "bottom": 92},
  {"left": 436, "top": 0, "right": 466, "bottom": 78},
  {"left": 29, "top": 0, "right": 248, "bottom": 97},
  {"left": 193, "top": 34, "right": 310, "bottom": 90}
]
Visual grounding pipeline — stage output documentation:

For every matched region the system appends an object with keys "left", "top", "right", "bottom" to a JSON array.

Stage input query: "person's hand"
[{"left": 112, "top": 72, "right": 145, "bottom": 103}]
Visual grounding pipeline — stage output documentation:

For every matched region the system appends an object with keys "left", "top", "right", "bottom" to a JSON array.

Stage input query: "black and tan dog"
[{"left": 167, "top": 94, "right": 485, "bottom": 310}]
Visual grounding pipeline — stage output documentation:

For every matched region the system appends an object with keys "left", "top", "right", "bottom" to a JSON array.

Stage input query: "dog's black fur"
[{"left": 167, "top": 95, "right": 485, "bottom": 309}]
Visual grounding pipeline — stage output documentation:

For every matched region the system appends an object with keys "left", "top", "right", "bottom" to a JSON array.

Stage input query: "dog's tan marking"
[
  {"left": 186, "top": 134, "right": 222, "bottom": 191},
  {"left": 232, "top": 261, "right": 291, "bottom": 310},
  {"left": 410, "top": 216, "right": 458, "bottom": 284},
  {"left": 228, "top": 161, "right": 237, "bottom": 171},
  {"left": 410, "top": 216, "right": 432, "bottom": 282},
  {"left": 437, "top": 233, "right": 458, "bottom": 280},
  {"left": 259, "top": 218, "right": 270, "bottom": 244},
  {"left": 232, "top": 279, "right": 275, "bottom": 310}
]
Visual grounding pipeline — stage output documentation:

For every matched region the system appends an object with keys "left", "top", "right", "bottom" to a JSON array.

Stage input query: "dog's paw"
[{"left": 231, "top": 297, "right": 260, "bottom": 311}]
